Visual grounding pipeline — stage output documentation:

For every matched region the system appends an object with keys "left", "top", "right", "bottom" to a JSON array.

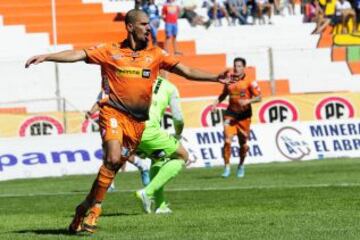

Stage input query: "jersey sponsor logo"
[
  {"left": 19, "top": 116, "right": 64, "bottom": 137},
  {"left": 201, "top": 103, "right": 228, "bottom": 127},
  {"left": 315, "top": 96, "right": 354, "bottom": 120},
  {"left": 81, "top": 113, "right": 100, "bottom": 133},
  {"left": 116, "top": 67, "right": 142, "bottom": 78},
  {"left": 259, "top": 99, "right": 298, "bottom": 123},
  {"left": 276, "top": 126, "right": 311, "bottom": 160},
  {"left": 142, "top": 69, "right": 151, "bottom": 78},
  {"left": 116, "top": 67, "right": 151, "bottom": 79}
]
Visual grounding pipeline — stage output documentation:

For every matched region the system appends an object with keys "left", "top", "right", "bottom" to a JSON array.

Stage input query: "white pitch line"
[{"left": 0, "top": 182, "right": 359, "bottom": 198}]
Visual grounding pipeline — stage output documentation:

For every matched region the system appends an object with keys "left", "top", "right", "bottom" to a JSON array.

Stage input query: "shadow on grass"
[
  {"left": 101, "top": 212, "right": 140, "bottom": 217},
  {"left": 195, "top": 175, "right": 224, "bottom": 180},
  {"left": 66, "top": 212, "right": 140, "bottom": 218},
  {"left": 15, "top": 229, "right": 72, "bottom": 236}
]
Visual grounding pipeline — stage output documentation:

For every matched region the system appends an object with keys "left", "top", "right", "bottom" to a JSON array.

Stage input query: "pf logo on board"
[
  {"left": 201, "top": 103, "right": 228, "bottom": 127},
  {"left": 259, "top": 99, "right": 298, "bottom": 123},
  {"left": 315, "top": 97, "right": 354, "bottom": 120},
  {"left": 19, "top": 116, "right": 64, "bottom": 137}
]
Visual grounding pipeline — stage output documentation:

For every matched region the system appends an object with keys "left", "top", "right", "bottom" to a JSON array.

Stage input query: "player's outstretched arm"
[
  {"left": 171, "top": 63, "right": 232, "bottom": 84},
  {"left": 25, "top": 50, "right": 87, "bottom": 68}
]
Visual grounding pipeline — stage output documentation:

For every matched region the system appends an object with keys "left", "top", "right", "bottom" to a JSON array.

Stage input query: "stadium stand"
[{"left": 0, "top": 0, "right": 359, "bottom": 111}]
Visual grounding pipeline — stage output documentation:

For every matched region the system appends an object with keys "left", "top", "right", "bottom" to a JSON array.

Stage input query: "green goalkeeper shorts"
[{"left": 137, "top": 126, "right": 180, "bottom": 159}]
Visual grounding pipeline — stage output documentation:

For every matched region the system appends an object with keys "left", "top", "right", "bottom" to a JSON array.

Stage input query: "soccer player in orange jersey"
[
  {"left": 212, "top": 57, "right": 262, "bottom": 178},
  {"left": 25, "top": 9, "right": 233, "bottom": 234}
]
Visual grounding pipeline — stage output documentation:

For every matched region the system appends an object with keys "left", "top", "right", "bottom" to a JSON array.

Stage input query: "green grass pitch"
[{"left": 1, "top": 158, "right": 360, "bottom": 240}]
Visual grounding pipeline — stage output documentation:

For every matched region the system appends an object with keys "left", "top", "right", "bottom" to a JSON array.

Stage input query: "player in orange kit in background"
[{"left": 212, "top": 57, "right": 262, "bottom": 178}]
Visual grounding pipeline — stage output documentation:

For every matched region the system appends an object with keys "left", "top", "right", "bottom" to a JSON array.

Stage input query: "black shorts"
[
  {"left": 356, "top": 9, "right": 360, "bottom": 23},
  {"left": 331, "top": 15, "right": 341, "bottom": 26}
]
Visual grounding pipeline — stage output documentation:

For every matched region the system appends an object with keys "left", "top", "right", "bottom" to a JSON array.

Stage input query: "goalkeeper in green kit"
[
  {"left": 135, "top": 72, "right": 189, "bottom": 214},
  {"left": 86, "top": 73, "right": 188, "bottom": 214}
]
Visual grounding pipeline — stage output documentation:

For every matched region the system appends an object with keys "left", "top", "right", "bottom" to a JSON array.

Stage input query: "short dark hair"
[
  {"left": 233, "top": 57, "right": 246, "bottom": 67},
  {"left": 125, "top": 9, "right": 145, "bottom": 25}
]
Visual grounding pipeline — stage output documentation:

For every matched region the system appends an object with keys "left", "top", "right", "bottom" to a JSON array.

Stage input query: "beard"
[{"left": 132, "top": 31, "right": 149, "bottom": 50}]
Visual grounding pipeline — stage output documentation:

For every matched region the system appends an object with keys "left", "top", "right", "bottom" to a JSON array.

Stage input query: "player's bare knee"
[
  {"left": 103, "top": 140, "right": 122, "bottom": 166},
  {"left": 106, "top": 150, "right": 120, "bottom": 163},
  {"left": 104, "top": 150, "right": 122, "bottom": 171}
]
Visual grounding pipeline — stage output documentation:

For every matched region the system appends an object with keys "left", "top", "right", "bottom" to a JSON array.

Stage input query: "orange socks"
[{"left": 87, "top": 165, "right": 116, "bottom": 204}]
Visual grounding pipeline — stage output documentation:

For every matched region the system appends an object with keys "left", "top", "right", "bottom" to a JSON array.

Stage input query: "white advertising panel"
[
  {"left": 1, "top": 119, "right": 360, "bottom": 181},
  {"left": 0, "top": 133, "right": 140, "bottom": 181}
]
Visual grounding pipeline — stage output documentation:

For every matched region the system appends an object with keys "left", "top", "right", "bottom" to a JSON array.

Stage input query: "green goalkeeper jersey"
[{"left": 146, "top": 76, "right": 183, "bottom": 129}]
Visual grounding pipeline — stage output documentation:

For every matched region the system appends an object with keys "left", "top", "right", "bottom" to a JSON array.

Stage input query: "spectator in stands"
[
  {"left": 206, "top": 0, "right": 232, "bottom": 26},
  {"left": 255, "top": 0, "right": 273, "bottom": 24},
  {"left": 333, "top": 0, "right": 357, "bottom": 33},
  {"left": 218, "top": 0, "right": 233, "bottom": 25},
  {"left": 246, "top": 0, "right": 258, "bottom": 24},
  {"left": 304, "top": 0, "right": 317, "bottom": 22},
  {"left": 142, "top": 0, "right": 161, "bottom": 46},
  {"left": 353, "top": 0, "right": 360, "bottom": 31},
  {"left": 135, "top": 0, "right": 146, "bottom": 10},
  {"left": 305, "top": 0, "right": 331, "bottom": 34},
  {"left": 180, "top": 0, "right": 212, "bottom": 28},
  {"left": 278, "top": 0, "right": 295, "bottom": 16},
  {"left": 226, "top": 0, "right": 249, "bottom": 25},
  {"left": 271, "top": 0, "right": 281, "bottom": 15},
  {"left": 162, "top": 0, "right": 182, "bottom": 55}
]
